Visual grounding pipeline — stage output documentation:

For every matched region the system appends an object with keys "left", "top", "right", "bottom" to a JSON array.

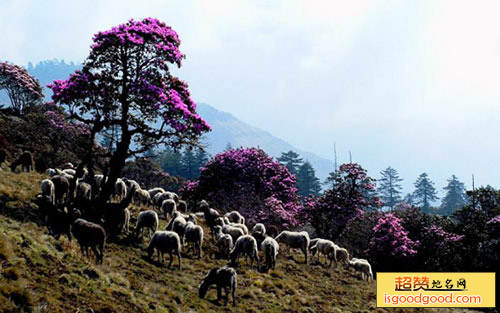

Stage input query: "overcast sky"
[{"left": 1, "top": 0, "right": 499, "bottom": 195}]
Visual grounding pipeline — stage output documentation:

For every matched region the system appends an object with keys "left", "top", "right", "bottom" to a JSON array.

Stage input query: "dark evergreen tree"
[
  {"left": 194, "top": 148, "right": 210, "bottom": 172},
  {"left": 296, "top": 161, "right": 321, "bottom": 196},
  {"left": 377, "top": 166, "right": 403, "bottom": 210},
  {"left": 412, "top": 173, "right": 438, "bottom": 212},
  {"left": 181, "top": 148, "right": 197, "bottom": 179},
  {"left": 277, "top": 150, "right": 303, "bottom": 176},
  {"left": 440, "top": 175, "right": 467, "bottom": 215},
  {"left": 156, "top": 147, "right": 183, "bottom": 177}
]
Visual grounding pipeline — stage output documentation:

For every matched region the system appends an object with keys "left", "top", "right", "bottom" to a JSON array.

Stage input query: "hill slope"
[{"left": 0, "top": 169, "right": 410, "bottom": 313}]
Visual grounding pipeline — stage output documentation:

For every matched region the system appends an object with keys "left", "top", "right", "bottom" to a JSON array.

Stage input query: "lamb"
[
  {"left": 213, "top": 225, "right": 233, "bottom": 258},
  {"left": 224, "top": 211, "right": 245, "bottom": 225},
  {"left": 252, "top": 223, "right": 266, "bottom": 236},
  {"left": 177, "top": 200, "right": 188, "bottom": 212},
  {"left": 183, "top": 215, "right": 204, "bottom": 259},
  {"left": 310, "top": 239, "right": 337, "bottom": 267},
  {"left": 348, "top": 259, "right": 373, "bottom": 281},
  {"left": 198, "top": 266, "right": 237, "bottom": 307},
  {"left": 261, "top": 236, "right": 279, "bottom": 270},
  {"left": 62, "top": 168, "right": 76, "bottom": 176},
  {"left": 335, "top": 246, "right": 350, "bottom": 267},
  {"left": 76, "top": 181, "right": 92, "bottom": 201},
  {"left": 222, "top": 225, "right": 245, "bottom": 243},
  {"left": 135, "top": 210, "right": 159, "bottom": 239},
  {"left": 147, "top": 231, "right": 182, "bottom": 269},
  {"left": 148, "top": 187, "right": 165, "bottom": 200},
  {"left": 114, "top": 178, "right": 127, "bottom": 202},
  {"left": 275, "top": 230, "right": 310, "bottom": 264},
  {"left": 161, "top": 199, "right": 177, "bottom": 218},
  {"left": 134, "top": 188, "right": 151, "bottom": 206},
  {"left": 41, "top": 179, "right": 55, "bottom": 205},
  {"left": 10, "top": 151, "right": 33, "bottom": 172},
  {"left": 71, "top": 218, "right": 106, "bottom": 264},
  {"left": 45, "top": 168, "right": 60, "bottom": 177},
  {"left": 51, "top": 175, "right": 70, "bottom": 204},
  {"left": 229, "top": 235, "right": 260, "bottom": 269},
  {"left": 165, "top": 211, "right": 187, "bottom": 244}
]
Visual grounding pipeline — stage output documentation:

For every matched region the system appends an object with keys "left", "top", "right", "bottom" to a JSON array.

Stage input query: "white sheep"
[
  {"left": 229, "top": 235, "right": 260, "bottom": 269},
  {"left": 275, "top": 231, "right": 310, "bottom": 264},
  {"left": 114, "top": 178, "right": 127, "bottom": 201},
  {"left": 251, "top": 223, "right": 266, "bottom": 236},
  {"left": 147, "top": 231, "right": 182, "bottom": 269},
  {"left": 261, "top": 236, "right": 279, "bottom": 270},
  {"left": 348, "top": 259, "right": 373, "bottom": 281},
  {"left": 148, "top": 187, "right": 165, "bottom": 200},
  {"left": 165, "top": 211, "right": 187, "bottom": 244},
  {"left": 183, "top": 215, "right": 204, "bottom": 259},
  {"left": 134, "top": 188, "right": 151, "bottom": 206},
  {"left": 222, "top": 225, "right": 245, "bottom": 243},
  {"left": 335, "top": 246, "right": 350, "bottom": 267},
  {"left": 310, "top": 239, "right": 337, "bottom": 267},
  {"left": 62, "top": 168, "right": 76, "bottom": 176},
  {"left": 161, "top": 199, "right": 177, "bottom": 218},
  {"left": 225, "top": 221, "right": 248, "bottom": 235},
  {"left": 224, "top": 211, "right": 245, "bottom": 225},
  {"left": 41, "top": 179, "right": 55, "bottom": 205},
  {"left": 213, "top": 225, "right": 233, "bottom": 258},
  {"left": 76, "top": 181, "right": 92, "bottom": 201},
  {"left": 135, "top": 210, "right": 159, "bottom": 239}
]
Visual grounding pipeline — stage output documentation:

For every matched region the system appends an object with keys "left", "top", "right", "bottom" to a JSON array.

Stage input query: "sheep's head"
[{"left": 198, "top": 268, "right": 219, "bottom": 298}]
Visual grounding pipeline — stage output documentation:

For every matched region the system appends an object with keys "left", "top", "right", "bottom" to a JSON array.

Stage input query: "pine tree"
[
  {"left": 181, "top": 148, "right": 197, "bottom": 179},
  {"left": 404, "top": 193, "right": 415, "bottom": 206},
  {"left": 412, "top": 173, "right": 439, "bottom": 212},
  {"left": 441, "top": 175, "right": 467, "bottom": 215},
  {"left": 156, "top": 147, "right": 183, "bottom": 177},
  {"left": 194, "top": 147, "right": 210, "bottom": 176},
  {"left": 377, "top": 166, "right": 403, "bottom": 210},
  {"left": 296, "top": 161, "right": 321, "bottom": 196},
  {"left": 277, "top": 150, "right": 303, "bottom": 176}
]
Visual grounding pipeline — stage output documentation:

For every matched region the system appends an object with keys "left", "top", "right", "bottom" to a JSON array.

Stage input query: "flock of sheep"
[{"left": 8, "top": 155, "right": 374, "bottom": 307}]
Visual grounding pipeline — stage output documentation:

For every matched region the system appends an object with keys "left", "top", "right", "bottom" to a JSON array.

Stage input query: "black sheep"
[
  {"left": 10, "top": 151, "right": 33, "bottom": 172},
  {"left": 72, "top": 218, "right": 106, "bottom": 264},
  {"left": 198, "top": 266, "right": 237, "bottom": 306}
]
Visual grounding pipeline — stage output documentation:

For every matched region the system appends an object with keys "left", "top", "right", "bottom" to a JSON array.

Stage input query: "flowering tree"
[
  {"left": 48, "top": 18, "right": 210, "bottom": 203},
  {"left": 366, "top": 213, "right": 418, "bottom": 271},
  {"left": 0, "top": 62, "right": 43, "bottom": 113},
  {"left": 183, "top": 147, "right": 302, "bottom": 228},
  {"left": 307, "top": 163, "right": 381, "bottom": 241}
]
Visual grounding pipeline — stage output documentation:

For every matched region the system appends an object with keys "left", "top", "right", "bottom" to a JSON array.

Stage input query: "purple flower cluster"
[
  {"left": 0, "top": 61, "right": 43, "bottom": 112},
  {"left": 45, "top": 109, "right": 90, "bottom": 135},
  {"left": 368, "top": 213, "right": 418, "bottom": 258},
  {"left": 424, "top": 224, "right": 463, "bottom": 244},
  {"left": 182, "top": 147, "right": 303, "bottom": 228}
]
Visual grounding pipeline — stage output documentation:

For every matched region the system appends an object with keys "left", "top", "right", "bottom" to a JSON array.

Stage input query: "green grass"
[{"left": 0, "top": 170, "right": 484, "bottom": 312}]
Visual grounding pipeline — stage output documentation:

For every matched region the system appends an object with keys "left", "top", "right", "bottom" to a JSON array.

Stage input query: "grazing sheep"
[
  {"left": 224, "top": 211, "right": 245, "bottom": 225},
  {"left": 229, "top": 235, "right": 260, "bottom": 269},
  {"left": 275, "top": 231, "right": 310, "bottom": 264},
  {"left": 310, "top": 239, "right": 337, "bottom": 267},
  {"left": 226, "top": 222, "right": 248, "bottom": 235},
  {"left": 148, "top": 187, "right": 165, "bottom": 200},
  {"left": 252, "top": 223, "right": 266, "bottom": 236},
  {"left": 114, "top": 178, "right": 127, "bottom": 201},
  {"left": 168, "top": 191, "right": 179, "bottom": 204},
  {"left": 213, "top": 225, "right": 233, "bottom": 258},
  {"left": 135, "top": 210, "right": 159, "bottom": 239},
  {"left": 45, "top": 168, "right": 60, "bottom": 177},
  {"left": 165, "top": 211, "right": 187, "bottom": 244},
  {"left": 348, "top": 259, "right": 373, "bottom": 281},
  {"left": 71, "top": 218, "right": 106, "bottom": 264},
  {"left": 10, "top": 151, "right": 33, "bottom": 172},
  {"left": 183, "top": 215, "right": 204, "bottom": 259},
  {"left": 62, "top": 168, "right": 76, "bottom": 176},
  {"left": 198, "top": 266, "right": 237, "bottom": 307},
  {"left": 177, "top": 200, "right": 187, "bottom": 212},
  {"left": 335, "top": 246, "right": 350, "bottom": 267},
  {"left": 222, "top": 225, "right": 245, "bottom": 243},
  {"left": 351, "top": 257, "right": 369, "bottom": 264},
  {"left": 199, "top": 201, "right": 220, "bottom": 239},
  {"left": 161, "top": 199, "right": 177, "bottom": 218},
  {"left": 123, "top": 178, "right": 140, "bottom": 197},
  {"left": 51, "top": 175, "right": 70, "bottom": 204},
  {"left": 261, "top": 236, "right": 279, "bottom": 270},
  {"left": 134, "top": 188, "right": 151, "bottom": 206},
  {"left": 147, "top": 231, "right": 182, "bottom": 269},
  {"left": 76, "top": 181, "right": 92, "bottom": 201},
  {"left": 41, "top": 179, "right": 55, "bottom": 205}
]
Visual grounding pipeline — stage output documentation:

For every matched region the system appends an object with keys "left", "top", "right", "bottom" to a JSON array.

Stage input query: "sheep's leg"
[
  {"left": 223, "top": 287, "right": 229, "bottom": 306},
  {"left": 177, "top": 250, "right": 182, "bottom": 269},
  {"left": 91, "top": 246, "right": 100, "bottom": 264},
  {"left": 168, "top": 252, "right": 174, "bottom": 268},
  {"left": 217, "top": 285, "right": 222, "bottom": 302}
]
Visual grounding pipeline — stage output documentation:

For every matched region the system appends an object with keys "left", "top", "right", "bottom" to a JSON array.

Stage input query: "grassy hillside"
[{"left": 0, "top": 168, "right": 478, "bottom": 312}]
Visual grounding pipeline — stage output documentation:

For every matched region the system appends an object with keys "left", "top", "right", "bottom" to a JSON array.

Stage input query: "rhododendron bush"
[
  {"left": 0, "top": 61, "right": 43, "bottom": 113},
  {"left": 48, "top": 18, "right": 210, "bottom": 203},
  {"left": 306, "top": 163, "right": 381, "bottom": 241},
  {"left": 182, "top": 148, "right": 303, "bottom": 228}
]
